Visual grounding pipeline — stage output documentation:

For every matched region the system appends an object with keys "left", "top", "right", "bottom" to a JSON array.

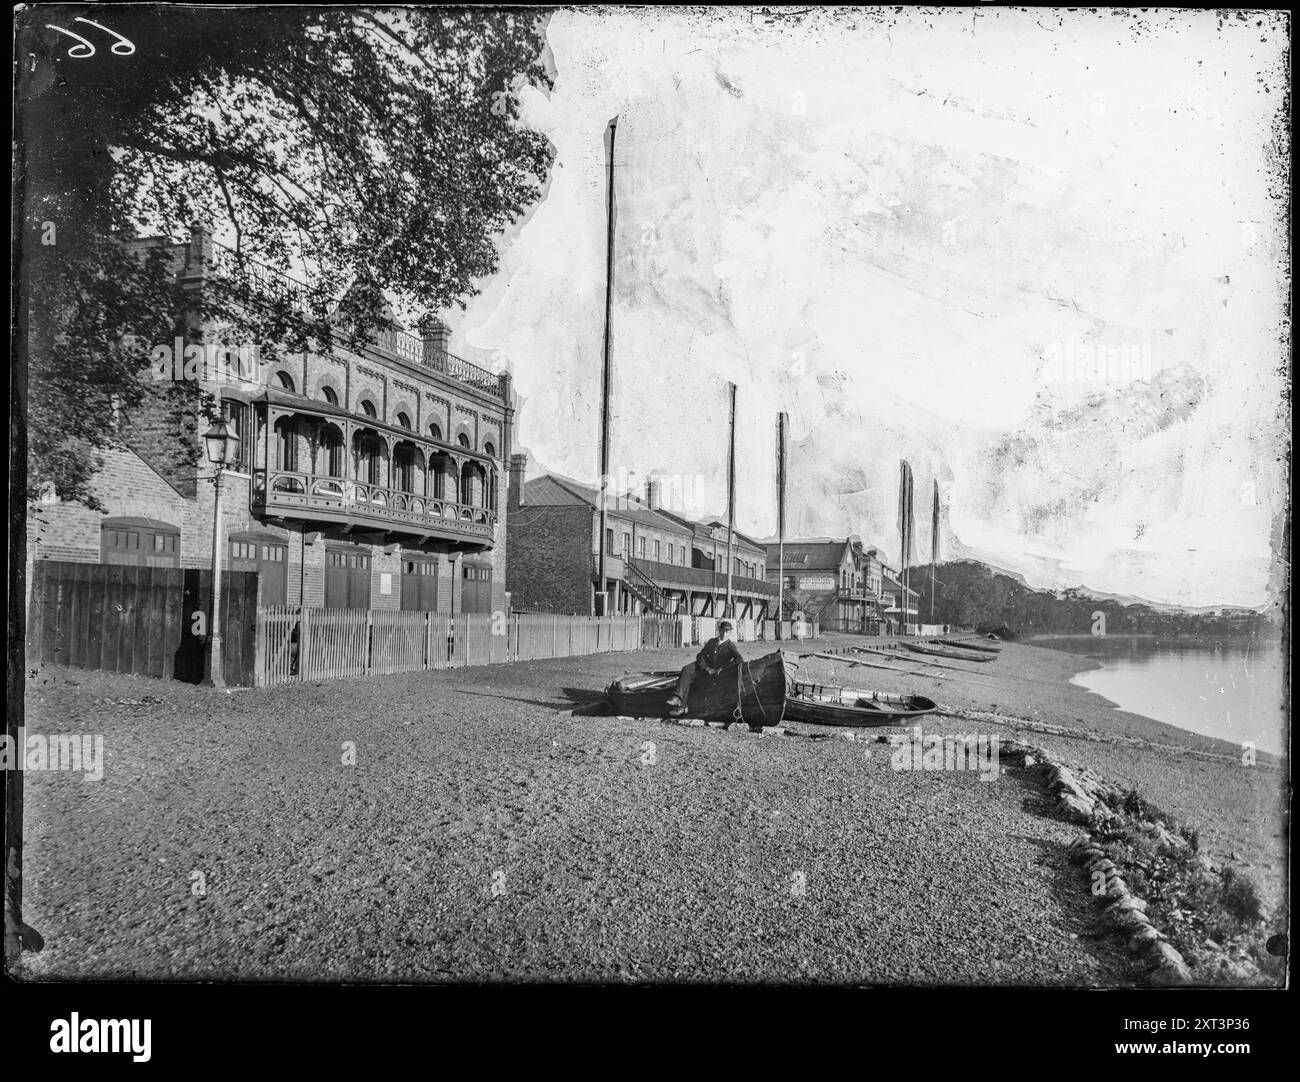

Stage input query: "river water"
[{"left": 1030, "top": 635, "right": 1287, "bottom": 756}]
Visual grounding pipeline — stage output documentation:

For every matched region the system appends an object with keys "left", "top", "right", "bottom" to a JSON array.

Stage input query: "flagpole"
[
  {"left": 931, "top": 479, "right": 939, "bottom": 624},
  {"left": 596, "top": 116, "right": 617, "bottom": 616},
  {"left": 725, "top": 381, "right": 736, "bottom": 620},
  {"left": 776, "top": 411, "right": 787, "bottom": 638}
]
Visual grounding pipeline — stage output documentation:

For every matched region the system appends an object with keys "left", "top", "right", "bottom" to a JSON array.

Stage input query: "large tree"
[{"left": 15, "top": 5, "right": 554, "bottom": 507}]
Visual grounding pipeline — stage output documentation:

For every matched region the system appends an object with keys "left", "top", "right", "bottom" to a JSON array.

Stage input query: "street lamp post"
[{"left": 202, "top": 419, "right": 241, "bottom": 688}]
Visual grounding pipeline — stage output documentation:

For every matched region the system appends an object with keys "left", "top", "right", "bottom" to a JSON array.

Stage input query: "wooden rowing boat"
[
  {"left": 784, "top": 681, "right": 938, "bottom": 726},
  {"left": 604, "top": 649, "right": 788, "bottom": 726},
  {"left": 935, "top": 637, "right": 1001, "bottom": 654},
  {"left": 903, "top": 641, "right": 996, "bottom": 663}
]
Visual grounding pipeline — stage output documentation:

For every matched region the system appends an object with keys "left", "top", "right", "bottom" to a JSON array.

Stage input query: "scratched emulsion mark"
[
  {"left": 460, "top": 7, "right": 1288, "bottom": 609},
  {"left": 980, "top": 364, "right": 1211, "bottom": 538}
]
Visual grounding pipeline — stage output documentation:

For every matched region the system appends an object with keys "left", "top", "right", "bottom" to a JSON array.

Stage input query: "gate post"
[{"left": 299, "top": 607, "right": 311, "bottom": 682}]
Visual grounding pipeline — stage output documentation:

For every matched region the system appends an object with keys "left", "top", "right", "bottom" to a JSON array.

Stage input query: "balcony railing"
[
  {"left": 375, "top": 325, "right": 423, "bottom": 366},
  {"left": 627, "top": 557, "right": 778, "bottom": 597},
  {"left": 424, "top": 347, "right": 503, "bottom": 398},
  {"left": 837, "top": 588, "right": 886, "bottom": 603},
  {"left": 209, "top": 243, "right": 318, "bottom": 317},
  {"left": 206, "top": 241, "right": 505, "bottom": 400},
  {"left": 251, "top": 469, "right": 496, "bottom": 541}
]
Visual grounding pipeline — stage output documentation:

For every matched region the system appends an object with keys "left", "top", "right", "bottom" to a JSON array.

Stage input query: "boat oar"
[
  {"left": 829, "top": 655, "right": 951, "bottom": 680},
  {"left": 858, "top": 645, "right": 986, "bottom": 674},
  {"left": 849, "top": 647, "right": 1004, "bottom": 689}
]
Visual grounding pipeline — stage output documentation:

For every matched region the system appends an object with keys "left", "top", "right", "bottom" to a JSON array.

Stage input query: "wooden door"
[
  {"left": 230, "top": 538, "right": 288, "bottom": 606},
  {"left": 461, "top": 563, "right": 493, "bottom": 613},
  {"left": 325, "top": 547, "right": 371, "bottom": 609},
  {"left": 401, "top": 556, "right": 440, "bottom": 611}
]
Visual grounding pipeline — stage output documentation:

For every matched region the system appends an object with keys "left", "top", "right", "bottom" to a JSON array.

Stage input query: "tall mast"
[
  {"left": 725, "top": 381, "right": 736, "bottom": 619},
  {"left": 776, "top": 411, "right": 787, "bottom": 635},
  {"left": 596, "top": 116, "right": 617, "bottom": 616},
  {"left": 930, "top": 478, "right": 940, "bottom": 624}
]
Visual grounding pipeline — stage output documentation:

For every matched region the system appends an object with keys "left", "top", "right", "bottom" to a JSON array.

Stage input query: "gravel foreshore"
[
  {"left": 794, "top": 635, "right": 1288, "bottom": 919},
  {"left": 18, "top": 640, "right": 1146, "bottom": 985}
]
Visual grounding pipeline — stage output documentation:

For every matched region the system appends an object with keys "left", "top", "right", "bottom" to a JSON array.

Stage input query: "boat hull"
[
  {"left": 903, "top": 642, "right": 995, "bottom": 663},
  {"left": 784, "top": 682, "right": 938, "bottom": 726},
  {"left": 605, "top": 650, "right": 788, "bottom": 726},
  {"left": 935, "top": 638, "right": 1000, "bottom": 654}
]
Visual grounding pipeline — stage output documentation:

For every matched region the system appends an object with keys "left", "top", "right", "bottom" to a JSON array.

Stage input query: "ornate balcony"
[
  {"left": 201, "top": 236, "right": 508, "bottom": 401},
  {"left": 837, "top": 587, "right": 886, "bottom": 603},
  {"left": 251, "top": 468, "right": 496, "bottom": 547}
]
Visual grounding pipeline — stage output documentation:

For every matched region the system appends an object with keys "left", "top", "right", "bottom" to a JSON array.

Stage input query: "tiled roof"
[
  {"left": 521, "top": 475, "right": 694, "bottom": 532},
  {"left": 762, "top": 540, "right": 850, "bottom": 571}
]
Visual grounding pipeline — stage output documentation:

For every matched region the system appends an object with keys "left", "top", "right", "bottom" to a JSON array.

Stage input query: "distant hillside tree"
[{"left": 913, "top": 561, "right": 1271, "bottom": 639}]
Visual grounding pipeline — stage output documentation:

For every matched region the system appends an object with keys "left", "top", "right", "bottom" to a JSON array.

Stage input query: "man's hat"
[{"left": 717, "top": 620, "right": 734, "bottom": 631}]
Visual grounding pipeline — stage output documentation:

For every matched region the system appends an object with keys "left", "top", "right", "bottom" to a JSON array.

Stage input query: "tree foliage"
[
  {"left": 16, "top": 6, "right": 554, "bottom": 506},
  {"left": 913, "top": 561, "right": 1274, "bottom": 639}
]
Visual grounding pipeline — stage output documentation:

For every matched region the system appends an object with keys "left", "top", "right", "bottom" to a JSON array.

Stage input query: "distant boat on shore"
[
  {"left": 935, "top": 637, "right": 1001, "bottom": 654},
  {"left": 904, "top": 641, "right": 997, "bottom": 663}
]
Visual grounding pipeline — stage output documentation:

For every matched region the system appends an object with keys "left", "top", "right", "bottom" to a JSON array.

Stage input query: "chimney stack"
[
  {"left": 645, "top": 472, "right": 662, "bottom": 511},
  {"left": 508, "top": 452, "right": 528, "bottom": 512},
  {"left": 420, "top": 316, "right": 452, "bottom": 366}
]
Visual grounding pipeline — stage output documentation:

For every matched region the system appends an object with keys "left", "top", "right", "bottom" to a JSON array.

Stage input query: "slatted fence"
[
  {"left": 254, "top": 610, "right": 688, "bottom": 687},
  {"left": 29, "top": 561, "right": 260, "bottom": 685}
]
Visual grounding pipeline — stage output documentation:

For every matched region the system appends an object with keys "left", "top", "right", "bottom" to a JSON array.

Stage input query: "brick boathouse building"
[
  {"left": 506, "top": 458, "right": 778, "bottom": 618},
  {"left": 29, "top": 226, "right": 513, "bottom": 615}
]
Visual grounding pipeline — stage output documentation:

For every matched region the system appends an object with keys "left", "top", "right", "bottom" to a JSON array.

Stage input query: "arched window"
[
  {"left": 429, "top": 423, "right": 442, "bottom": 442},
  {"left": 360, "top": 399, "right": 377, "bottom": 418},
  {"left": 483, "top": 441, "right": 496, "bottom": 459},
  {"left": 275, "top": 371, "right": 295, "bottom": 393},
  {"left": 321, "top": 386, "right": 339, "bottom": 406},
  {"left": 397, "top": 412, "right": 412, "bottom": 430},
  {"left": 457, "top": 433, "right": 470, "bottom": 449}
]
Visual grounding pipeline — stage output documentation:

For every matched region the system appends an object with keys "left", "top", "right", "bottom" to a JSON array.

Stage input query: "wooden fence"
[
  {"left": 254, "top": 610, "right": 686, "bottom": 687},
  {"left": 27, "top": 558, "right": 819, "bottom": 690},
  {"left": 28, "top": 561, "right": 260, "bottom": 685}
]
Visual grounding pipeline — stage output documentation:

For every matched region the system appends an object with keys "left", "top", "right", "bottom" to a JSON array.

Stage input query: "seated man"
[{"left": 666, "top": 620, "right": 742, "bottom": 717}]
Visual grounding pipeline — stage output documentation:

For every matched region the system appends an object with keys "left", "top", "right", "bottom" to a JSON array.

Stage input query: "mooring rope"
[{"left": 732, "top": 655, "right": 770, "bottom": 726}]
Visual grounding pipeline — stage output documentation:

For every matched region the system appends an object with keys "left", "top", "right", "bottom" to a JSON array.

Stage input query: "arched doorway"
[
  {"left": 352, "top": 429, "right": 389, "bottom": 489},
  {"left": 428, "top": 452, "right": 455, "bottom": 502},
  {"left": 460, "top": 460, "right": 487, "bottom": 509},
  {"left": 315, "top": 422, "right": 344, "bottom": 478},
  {"left": 392, "top": 441, "right": 424, "bottom": 495}
]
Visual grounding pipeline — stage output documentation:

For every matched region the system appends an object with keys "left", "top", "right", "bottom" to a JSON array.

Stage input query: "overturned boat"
[
  {"left": 604, "top": 650, "right": 788, "bottom": 727},
  {"left": 903, "top": 641, "right": 996, "bottom": 663},
  {"left": 785, "top": 681, "right": 938, "bottom": 726},
  {"left": 935, "top": 637, "right": 1001, "bottom": 655}
]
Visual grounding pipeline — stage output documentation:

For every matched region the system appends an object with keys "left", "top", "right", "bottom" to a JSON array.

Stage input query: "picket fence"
[
  {"left": 257, "top": 609, "right": 672, "bottom": 687},
  {"left": 256, "top": 608, "right": 820, "bottom": 687}
]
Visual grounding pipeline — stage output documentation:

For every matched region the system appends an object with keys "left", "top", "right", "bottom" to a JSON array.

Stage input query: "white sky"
[{"left": 455, "top": 7, "right": 1290, "bottom": 609}]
